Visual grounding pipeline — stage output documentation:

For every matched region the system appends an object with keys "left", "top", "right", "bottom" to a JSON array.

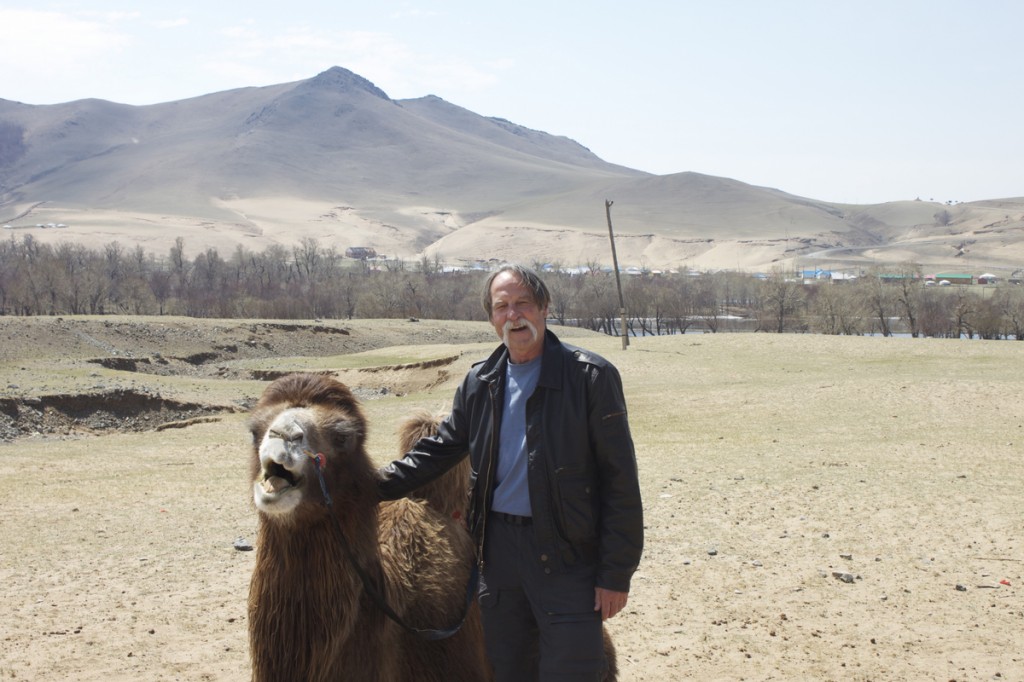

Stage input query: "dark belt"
[{"left": 492, "top": 511, "right": 532, "bottom": 526}]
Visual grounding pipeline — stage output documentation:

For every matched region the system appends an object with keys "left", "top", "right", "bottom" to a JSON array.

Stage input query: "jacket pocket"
[{"left": 554, "top": 467, "right": 598, "bottom": 546}]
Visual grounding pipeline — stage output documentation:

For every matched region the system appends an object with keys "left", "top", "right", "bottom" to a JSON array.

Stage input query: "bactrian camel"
[{"left": 247, "top": 373, "right": 489, "bottom": 682}]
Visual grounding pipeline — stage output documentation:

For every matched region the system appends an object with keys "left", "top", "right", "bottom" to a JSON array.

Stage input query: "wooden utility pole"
[{"left": 605, "top": 200, "right": 629, "bottom": 349}]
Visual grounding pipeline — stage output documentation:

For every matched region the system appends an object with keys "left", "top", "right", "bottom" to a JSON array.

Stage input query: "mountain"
[{"left": 2, "top": 66, "right": 1023, "bottom": 273}]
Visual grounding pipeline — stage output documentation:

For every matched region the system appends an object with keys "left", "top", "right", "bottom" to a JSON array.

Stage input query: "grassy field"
[{"left": 1, "top": 323, "right": 1022, "bottom": 680}]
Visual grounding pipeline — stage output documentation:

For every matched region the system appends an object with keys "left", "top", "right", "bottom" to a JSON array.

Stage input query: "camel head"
[{"left": 248, "top": 374, "right": 373, "bottom": 523}]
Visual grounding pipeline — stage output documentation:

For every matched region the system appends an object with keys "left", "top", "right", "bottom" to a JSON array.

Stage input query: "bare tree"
[
  {"left": 973, "top": 295, "right": 1004, "bottom": 339},
  {"left": 167, "top": 236, "right": 194, "bottom": 308},
  {"left": 951, "top": 287, "right": 976, "bottom": 338},
  {"left": 548, "top": 270, "right": 578, "bottom": 326},
  {"left": 856, "top": 271, "right": 896, "bottom": 336},
  {"left": 758, "top": 268, "right": 805, "bottom": 333},
  {"left": 1000, "top": 287, "right": 1024, "bottom": 341},
  {"left": 359, "top": 269, "right": 408, "bottom": 318},
  {"left": 891, "top": 263, "right": 923, "bottom": 337},
  {"left": 293, "top": 237, "right": 322, "bottom": 280},
  {"left": 13, "top": 233, "right": 1024, "bottom": 347},
  {"left": 660, "top": 274, "right": 695, "bottom": 334},
  {"left": 694, "top": 275, "right": 721, "bottom": 333},
  {"left": 917, "top": 289, "right": 954, "bottom": 337},
  {"left": 0, "top": 237, "right": 14, "bottom": 313},
  {"left": 624, "top": 276, "right": 653, "bottom": 337},
  {"left": 54, "top": 242, "right": 88, "bottom": 313},
  {"left": 808, "top": 282, "right": 864, "bottom": 335},
  {"left": 147, "top": 265, "right": 174, "bottom": 315}
]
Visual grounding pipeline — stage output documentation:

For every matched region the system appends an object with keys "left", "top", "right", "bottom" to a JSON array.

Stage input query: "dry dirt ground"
[{"left": 1, "top": 316, "right": 1022, "bottom": 681}]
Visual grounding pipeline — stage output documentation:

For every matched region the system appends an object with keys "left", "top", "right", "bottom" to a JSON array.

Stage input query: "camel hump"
[
  {"left": 397, "top": 409, "right": 446, "bottom": 451},
  {"left": 396, "top": 409, "right": 470, "bottom": 523}
]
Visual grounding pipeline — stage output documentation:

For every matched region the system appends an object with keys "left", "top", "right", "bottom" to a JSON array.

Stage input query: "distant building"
[
  {"left": 878, "top": 272, "right": 920, "bottom": 284},
  {"left": 799, "top": 268, "right": 832, "bottom": 280},
  {"left": 344, "top": 246, "right": 377, "bottom": 260},
  {"left": 933, "top": 273, "right": 974, "bottom": 285}
]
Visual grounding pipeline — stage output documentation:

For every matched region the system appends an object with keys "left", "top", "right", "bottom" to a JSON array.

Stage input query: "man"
[{"left": 378, "top": 264, "right": 643, "bottom": 681}]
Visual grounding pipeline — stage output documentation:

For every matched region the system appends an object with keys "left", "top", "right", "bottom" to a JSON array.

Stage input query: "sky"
[{"left": 1, "top": 0, "right": 1021, "bottom": 205}]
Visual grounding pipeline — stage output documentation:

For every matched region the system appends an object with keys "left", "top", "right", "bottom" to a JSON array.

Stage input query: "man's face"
[{"left": 488, "top": 272, "right": 547, "bottom": 363}]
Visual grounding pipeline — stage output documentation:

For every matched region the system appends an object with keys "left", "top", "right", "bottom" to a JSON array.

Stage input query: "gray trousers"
[{"left": 479, "top": 514, "right": 607, "bottom": 682}]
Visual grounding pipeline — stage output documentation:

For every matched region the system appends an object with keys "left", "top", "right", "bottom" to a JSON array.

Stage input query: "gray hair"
[{"left": 481, "top": 264, "right": 552, "bottom": 318}]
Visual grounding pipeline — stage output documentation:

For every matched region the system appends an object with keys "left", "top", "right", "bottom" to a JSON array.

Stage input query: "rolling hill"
[{"left": 2, "top": 66, "right": 1022, "bottom": 274}]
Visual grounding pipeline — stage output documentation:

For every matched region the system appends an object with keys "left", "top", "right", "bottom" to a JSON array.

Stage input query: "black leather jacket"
[{"left": 378, "top": 329, "right": 643, "bottom": 593}]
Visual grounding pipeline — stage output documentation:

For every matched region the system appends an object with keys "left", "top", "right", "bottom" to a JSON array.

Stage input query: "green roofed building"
[{"left": 933, "top": 273, "right": 974, "bottom": 285}]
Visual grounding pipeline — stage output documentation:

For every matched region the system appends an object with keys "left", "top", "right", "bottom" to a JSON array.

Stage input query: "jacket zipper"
[{"left": 477, "top": 378, "right": 500, "bottom": 573}]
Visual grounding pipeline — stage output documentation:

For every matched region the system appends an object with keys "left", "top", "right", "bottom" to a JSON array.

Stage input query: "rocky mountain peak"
[{"left": 301, "top": 66, "right": 391, "bottom": 101}]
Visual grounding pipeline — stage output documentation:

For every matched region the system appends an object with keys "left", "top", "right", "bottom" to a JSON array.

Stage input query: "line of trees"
[{"left": 2, "top": 234, "right": 1023, "bottom": 339}]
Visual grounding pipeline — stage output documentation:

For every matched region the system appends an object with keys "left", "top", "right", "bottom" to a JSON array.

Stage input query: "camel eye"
[{"left": 330, "top": 420, "right": 362, "bottom": 453}]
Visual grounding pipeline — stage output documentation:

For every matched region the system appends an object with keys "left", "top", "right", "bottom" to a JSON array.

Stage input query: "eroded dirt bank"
[{"left": 0, "top": 315, "right": 496, "bottom": 441}]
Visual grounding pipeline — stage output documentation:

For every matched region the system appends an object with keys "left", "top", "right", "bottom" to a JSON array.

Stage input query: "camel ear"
[{"left": 247, "top": 419, "right": 264, "bottom": 447}]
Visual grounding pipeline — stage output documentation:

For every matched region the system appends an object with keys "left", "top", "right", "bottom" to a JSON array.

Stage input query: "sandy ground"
[
  {"left": 14, "top": 199, "right": 1024, "bottom": 274},
  {"left": 1, "top": 317, "right": 1022, "bottom": 681},
  {"left": 6, "top": 204, "right": 785, "bottom": 272}
]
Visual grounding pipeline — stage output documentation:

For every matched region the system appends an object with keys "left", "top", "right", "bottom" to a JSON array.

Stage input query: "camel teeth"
[{"left": 262, "top": 476, "right": 283, "bottom": 493}]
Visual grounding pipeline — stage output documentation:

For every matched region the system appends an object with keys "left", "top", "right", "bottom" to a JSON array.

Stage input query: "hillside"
[{"left": 2, "top": 66, "right": 1023, "bottom": 273}]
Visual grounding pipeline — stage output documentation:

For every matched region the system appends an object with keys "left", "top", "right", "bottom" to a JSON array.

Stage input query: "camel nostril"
[{"left": 267, "top": 427, "right": 304, "bottom": 443}]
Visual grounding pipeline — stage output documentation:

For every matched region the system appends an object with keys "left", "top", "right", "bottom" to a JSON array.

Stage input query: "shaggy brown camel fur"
[
  {"left": 395, "top": 408, "right": 471, "bottom": 523},
  {"left": 247, "top": 373, "right": 490, "bottom": 682}
]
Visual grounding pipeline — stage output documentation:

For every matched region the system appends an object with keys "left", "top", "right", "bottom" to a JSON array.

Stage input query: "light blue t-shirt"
[{"left": 491, "top": 355, "right": 541, "bottom": 516}]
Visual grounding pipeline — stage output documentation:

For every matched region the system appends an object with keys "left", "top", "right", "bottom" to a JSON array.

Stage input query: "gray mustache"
[{"left": 502, "top": 319, "right": 538, "bottom": 344}]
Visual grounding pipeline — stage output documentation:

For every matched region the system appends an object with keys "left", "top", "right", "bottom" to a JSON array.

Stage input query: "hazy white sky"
[{"left": 2, "top": 1, "right": 1021, "bottom": 204}]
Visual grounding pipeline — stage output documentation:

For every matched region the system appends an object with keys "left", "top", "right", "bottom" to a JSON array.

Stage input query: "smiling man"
[
  {"left": 378, "top": 263, "right": 644, "bottom": 681},
  {"left": 489, "top": 268, "right": 547, "bottom": 363}
]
